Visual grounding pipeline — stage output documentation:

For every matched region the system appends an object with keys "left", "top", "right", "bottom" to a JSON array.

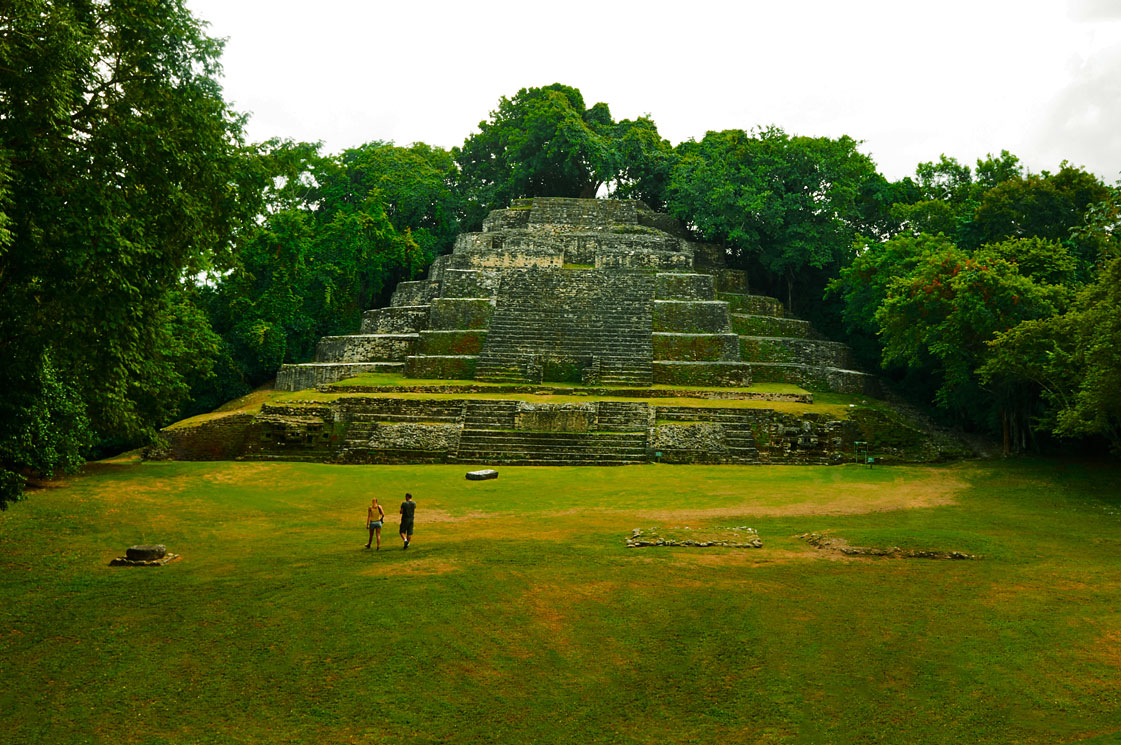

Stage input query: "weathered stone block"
[
  {"left": 730, "top": 314, "right": 814, "bottom": 338},
  {"left": 441, "top": 269, "right": 500, "bottom": 298},
  {"left": 126, "top": 544, "right": 167, "bottom": 561},
  {"left": 315, "top": 334, "right": 418, "bottom": 363},
  {"left": 514, "top": 402, "right": 595, "bottom": 432},
  {"left": 637, "top": 209, "right": 689, "bottom": 239},
  {"left": 652, "top": 361, "right": 752, "bottom": 387},
  {"left": 417, "top": 330, "right": 487, "bottom": 356},
  {"left": 739, "top": 337, "right": 853, "bottom": 369},
  {"left": 276, "top": 362, "right": 406, "bottom": 391},
  {"left": 653, "top": 333, "right": 740, "bottom": 362},
  {"left": 690, "top": 242, "right": 727, "bottom": 269},
  {"left": 720, "top": 293, "right": 785, "bottom": 317},
  {"left": 655, "top": 273, "right": 715, "bottom": 300},
  {"left": 360, "top": 306, "right": 429, "bottom": 334},
  {"left": 356, "top": 422, "right": 461, "bottom": 452},
  {"left": 158, "top": 413, "right": 254, "bottom": 461},
  {"left": 456, "top": 246, "right": 563, "bottom": 269},
  {"left": 405, "top": 355, "right": 477, "bottom": 380},
  {"left": 391, "top": 281, "right": 440, "bottom": 307},
  {"left": 428, "top": 298, "right": 494, "bottom": 330},
  {"left": 596, "top": 250, "right": 692, "bottom": 271},
  {"left": 654, "top": 423, "right": 728, "bottom": 454},
  {"left": 749, "top": 363, "right": 880, "bottom": 395},
  {"left": 653, "top": 301, "right": 732, "bottom": 333}
]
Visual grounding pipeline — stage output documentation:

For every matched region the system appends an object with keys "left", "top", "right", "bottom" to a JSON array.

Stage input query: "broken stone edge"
[
  {"left": 625, "top": 526, "right": 763, "bottom": 549},
  {"left": 797, "top": 532, "right": 980, "bottom": 560},
  {"left": 109, "top": 554, "right": 181, "bottom": 567}
]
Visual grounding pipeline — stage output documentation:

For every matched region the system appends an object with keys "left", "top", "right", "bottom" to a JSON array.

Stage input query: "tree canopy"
[
  {"left": 454, "top": 83, "right": 674, "bottom": 227},
  {"left": 665, "top": 127, "right": 883, "bottom": 312},
  {"left": 0, "top": 0, "right": 259, "bottom": 506}
]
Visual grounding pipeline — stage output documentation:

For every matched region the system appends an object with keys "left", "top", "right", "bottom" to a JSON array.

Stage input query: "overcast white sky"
[{"left": 185, "top": 0, "right": 1121, "bottom": 183}]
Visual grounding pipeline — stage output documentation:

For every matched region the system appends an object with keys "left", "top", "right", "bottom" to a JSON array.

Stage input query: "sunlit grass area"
[{"left": 2, "top": 458, "right": 1119, "bottom": 743}]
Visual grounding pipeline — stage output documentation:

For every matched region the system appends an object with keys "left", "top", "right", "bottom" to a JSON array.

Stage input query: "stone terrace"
[{"left": 276, "top": 197, "right": 875, "bottom": 397}]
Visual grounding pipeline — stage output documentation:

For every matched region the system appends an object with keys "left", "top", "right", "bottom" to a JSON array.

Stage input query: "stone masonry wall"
[{"left": 167, "top": 393, "right": 952, "bottom": 466}]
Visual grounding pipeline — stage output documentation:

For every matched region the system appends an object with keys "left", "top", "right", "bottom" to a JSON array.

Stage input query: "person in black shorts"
[{"left": 399, "top": 492, "right": 416, "bottom": 550}]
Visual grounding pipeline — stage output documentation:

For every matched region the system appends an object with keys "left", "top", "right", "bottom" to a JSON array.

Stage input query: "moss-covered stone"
[
  {"left": 652, "top": 361, "right": 752, "bottom": 387},
  {"left": 418, "top": 330, "right": 487, "bottom": 356},
  {"left": 428, "top": 298, "right": 494, "bottom": 330},
  {"left": 730, "top": 314, "right": 813, "bottom": 338},
  {"left": 655, "top": 273, "right": 715, "bottom": 300},
  {"left": 653, "top": 333, "right": 739, "bottom": 361},
  {"left": 719, "top": 293, "right": 785, "bottom": 316},
  {"left": 653, "top": 301, "right": 731, "bottom": 333},
  {"left": 405, "top": 355, "right": 478, "bottom": 379}
]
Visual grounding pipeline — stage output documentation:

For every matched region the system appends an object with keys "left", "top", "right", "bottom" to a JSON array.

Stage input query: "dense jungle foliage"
[{"left": 2, "top": 2, "right": 1119, "bottom": 506}]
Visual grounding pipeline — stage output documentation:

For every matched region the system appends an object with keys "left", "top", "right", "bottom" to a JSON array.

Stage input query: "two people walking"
[{"left": 366, "top": 493, "right": 416, "bottom": 551}]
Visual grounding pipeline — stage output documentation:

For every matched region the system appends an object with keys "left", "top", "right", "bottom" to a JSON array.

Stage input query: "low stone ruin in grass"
[
  {"left": 797, "top": 532, "right": 980, "bottom": 560},
  {"left": 109, "top": 544, "right": 181, "bottom": 567},
  {"left": 626, "top": 525, "right": 763, "bottom": 549}
]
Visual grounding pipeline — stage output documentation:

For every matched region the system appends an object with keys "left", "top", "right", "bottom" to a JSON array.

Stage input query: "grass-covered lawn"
[{"left": 2, "top": 458, "right": 1119, "bottom": 744}]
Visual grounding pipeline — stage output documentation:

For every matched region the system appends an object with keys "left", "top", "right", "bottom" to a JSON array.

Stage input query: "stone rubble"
[
  {"left": 796, "top": 532, "right": 980, "bottom": 560},
  {"left": 626, "top": 526, "right": 763, "bottom": 549}
]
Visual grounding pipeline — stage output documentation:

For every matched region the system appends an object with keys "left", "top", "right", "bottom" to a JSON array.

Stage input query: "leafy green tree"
[
  {"left": 890, "top": 152, "right": 1027, "bottom": 242},
  {"left": 328, "top": 141, "right": 461, "bottom": 257},
  {"left": 453, "top": 84, "right": 678, "bottom": 226},
  {"left": 204, "top": 140, "right": 430, "bottom": 389},
  {"left": 974, "top": 150, "right": 1023, "bottom": 189},
  {"left": 665, "top": 127, "right": 881, "bottom": 312},
  {"left": 981, "top": 191, "right": 1121, "bottom": 452},
  {"left": 874, "top": 238, "right": 1075, "bottom": 447},
  {"left": 829, "top": 232, "right": 952, "bottom": 370},
  {"left": 455, "top": 84, "right": 615, "bottom": 222},
  {"left": 606, "top": 116, "right": 677, "bottom": 211},
  {"left": 0, "top": 0, "right": 258, "bottom": 505},
  {"left": 966, "top": 165, "right": 1109, "bottom": 270}
]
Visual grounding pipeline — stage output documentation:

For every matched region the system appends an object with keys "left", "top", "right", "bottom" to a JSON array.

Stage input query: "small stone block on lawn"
[
  {"left": 126, "top": 544, "right": 167, "bottom": 561},
  {"left": 111, "top": 543, "right": 180, "bottom": 566},
  {"left": 466, "top": 469, "right": 499, "bottom": 480}
]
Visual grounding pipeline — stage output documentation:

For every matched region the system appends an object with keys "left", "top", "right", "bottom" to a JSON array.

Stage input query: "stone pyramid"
[{"left": 276, "top": 198, "right": 875, "bottom": 395}]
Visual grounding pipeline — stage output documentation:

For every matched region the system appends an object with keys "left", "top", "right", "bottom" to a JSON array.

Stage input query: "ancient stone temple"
[
  {"left": 159, "top": 198, "right": 965, "bottom": 468},
  {"left": 275, "top": 198, "right": 874, "bottom": 394}
]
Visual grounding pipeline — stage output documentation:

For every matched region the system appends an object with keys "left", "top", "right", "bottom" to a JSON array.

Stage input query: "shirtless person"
[
  {"left": 365, "top": 497, "right": 385, "bottom": 550},
  {"left": 399, "top": 493, "right": 416, "bottom": 550}
]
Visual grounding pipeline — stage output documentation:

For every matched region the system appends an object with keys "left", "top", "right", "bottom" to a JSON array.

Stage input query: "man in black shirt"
[{"left": 399, "top": 493, "right": 416, "bottom": 550}]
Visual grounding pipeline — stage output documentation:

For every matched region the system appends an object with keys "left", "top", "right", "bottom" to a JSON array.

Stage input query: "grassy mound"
[{"left": 2, "top": 459, "right": 1119, "bottom": 743}]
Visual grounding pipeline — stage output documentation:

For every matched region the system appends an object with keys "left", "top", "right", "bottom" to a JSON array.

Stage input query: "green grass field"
[{"left": 2, "top": 459, "right": 1120, "bottom": 744}]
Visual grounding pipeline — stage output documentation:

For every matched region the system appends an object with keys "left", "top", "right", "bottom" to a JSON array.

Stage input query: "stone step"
[
  {"left": 459, "top": 430, "right": 647, "bottom": 444},
  {"left": 276, "top": 362, "right": 406, "bottom": 392},
  {"left": 655, "top": 273, "right": 716, "bottom": 301},
  {"left": 749, "top": 363, "right": 880, "bottom": 395},
  {"left": 450, "top": 456, "right": 643, "bottom": 467},
  {"left": 718, "top": 293, "right": 786, "bottom": 317},
  {"left": 652, "top": 361, "right": 752, "bottom": 387},
  {"left": 652, "top": 332, "right": 740, "bottom": 362},
  {"left": 315, "top": 334, "right": 419, "bottom": 363},
  {"left": 730, "top": 314, "right": 816, "bottom": 339},
  {"left": 404, "top": 355, "right": 478, "bottom": 380},
  {"left": 391, "top": 280, "right": 441, "bottom": 307},
  {"left": 360, "top": 306, "right": 430, "bottom": 334},
  {"left": 739, "top": 336, "right": 854, "bottom": 368},
  {"left": 653, "top": 300, "right": 732, "bottom": 333}
]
